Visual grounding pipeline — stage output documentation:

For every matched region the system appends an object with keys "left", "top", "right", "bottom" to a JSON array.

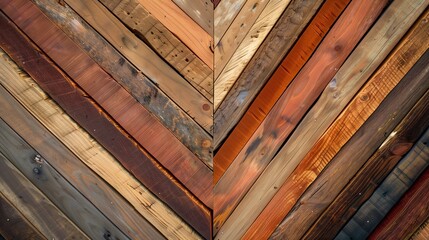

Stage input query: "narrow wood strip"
[
  {"left": 214, "top": 0, "right": 246, "bottom": 45},
  {"left": 0, "top": 192, "right": 45, "bottom": 240},
  {"left": 411, "top": 217, "right": 429, "bottom": 240},
  {"left": 304, "top": 90, "right": 429, "bottom": 239},
  {"left": 369, "top": 165, "right": 429, "bottom": 240},
  {"left": 172, "top": 0, "right": 213, "bottom": 35},
  {"left": 214, "top": 0, "right": 347, "bottom": 183},
  {"left": 0, "top": 11, "right": 211, "bottom": 238},
  {"left": 270, "top": 51, "right": 429, "bottom": 239},
  {"left": 66, "top": 0, "right": 213, "bottom": 133},
  {"left": 136, "top": 0, "right": 213, "bottom": 67},
  {"left": 33, "top": 0, "right": 212, "bottom": 167},
  {"left": 0, "top": 153, "right": 88, "bottom": 239},
  {"left": 0, "top": 0, "right": 213, "bottom": 208},
  {"left": 214, "top": 0, "right": 270, "bottom": 78},
  {"left": 237, "top": 2, "right": 429, "bottom": 239},
  {"left": 213, "top": 0, "right": 324, "bottom": 149},
  {"left": 338, "top": 127, "right": 429, "bottom": 239},
  {"left": 0, "top": 50, "right": 200, "bottom": 239},
  {"left": 99, "top": 0, "right": 213, "bottom": 100},
  {"left": 213, "top": 0, "right": 388, "bottom": 233},
  {"left": 213, "top": 0, "right": 292, "bottom": 109}
]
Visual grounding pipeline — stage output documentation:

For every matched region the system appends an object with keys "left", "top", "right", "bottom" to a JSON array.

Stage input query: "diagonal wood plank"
[
  {"left": 172, "top": 0, "right": 213, "bottom": 35},
  {"left": 0, "top": 49, "right": 201, "bottom": 239},
  {"left": 411, "top": 218, "right": 429, "bottom": 240},
  {"left": 214, "top": 0, "right": 388, "bottom": 233},
  {"left": 214, "top": 0, "right": 246, "bottom": 45}
]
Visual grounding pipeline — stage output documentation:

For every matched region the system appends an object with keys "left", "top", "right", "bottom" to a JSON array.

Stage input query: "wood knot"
[
  {"left": 360, "top": 93, "right": 370, "bottom": 102},
  {"left": 334, "top": 45, "right": 343, "bottom": 52},
  {"left": 390, "top": 143, "right": 412, "bottom": 155},
  {"left": 202, "top": 103, "right": 211, "bottom": 111}
]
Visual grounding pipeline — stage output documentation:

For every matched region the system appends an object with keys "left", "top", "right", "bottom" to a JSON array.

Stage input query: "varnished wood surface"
[
  {"left": 0, "top": 10, "right": 211, "bottom": 238},
  {"left": 214, "top": 0, "right": 346, "bottom": 183},
  {"left": 214, "top": 0, "right": 388, "bottom": 234}
]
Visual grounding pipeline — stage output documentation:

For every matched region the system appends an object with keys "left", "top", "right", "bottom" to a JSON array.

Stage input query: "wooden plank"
[
  {"left": 214, "top": 0, "right": 270, "bottom": 78},
  {"left": 65, "top": 0, "right": 213, "bottom": 133},
  {"left": 214, "top": 0, "right": 346, "bottom": 183},
  {"left": 99, "top": 0, "right": 213, "bottom": 100},
  {"left": 0, "top": 192, "right": 45, "bottom": 240},
  {"left": 270, "top": 51, "right": 429, "bottom": 239},
  {"left": 235, "top": 2, "right": 429, "bottom": 239},
  {"left": 0, "top": 11, "right": 211, "bottom": 239},
  {"left": 303, "top": 89, "right": 429, "bottom": 239},
  {"left": 213, "top": 0, "right": 324, "bottom": 149},
  {"left": 214, "top": 0, "right": 246, "bottom": 45},
  {"left": 338, "top": 127, "right": 429, "bottom": 239},
  {"left": 136, "top": 0, "right": 213, "bottom": 68},
  {"left": 0, "top": 153, "right": 88, "bottom": 239},
  {"left": 213, "top": 0, "right": 221, "bottom": 8},
  {"left": 411, "top": 218, "right": 429, "bottom": 240},
  {"left": 172, "top": 0, "right": 213, "bottom": 35},
  {"left": 213, "top": 0, "right": 292, "bottom": 109},
  {"left": 32, "top": 0, "right": 212, "bottom": 168},
  {"left": 0, "top": 50, "right": 200, "bottom": 240},
  {"left": 369, "top": 165, "right": 429, "bottom": 240},
  {"left": 213, "top": 0, "right": 388, "bottom": 233}
]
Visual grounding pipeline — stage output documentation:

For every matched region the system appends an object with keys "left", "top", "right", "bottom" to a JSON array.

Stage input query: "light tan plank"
[
  {"left": 214, "top": 0, "right": 246, "bottom": 46},
  {"left": 172, "top": 0, "right": 213, "bottom": 35}
]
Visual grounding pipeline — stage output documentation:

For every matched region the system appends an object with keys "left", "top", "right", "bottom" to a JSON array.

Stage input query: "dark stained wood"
[
  {"left": 33, "top": 0, "right": 213, "bottom": 163},
  {"left": 0, "top": 11, "right": 211, "bottom": 239},
  {"left": 242, "top": 5, "right": 429, "bottom": 239},
  {"left": 369, "top": 165, "right": 429, "bottom": 240},
  {"left": 0, "top": 192, "right": 45, "bottom": 240},
  {"left": 270, "top": 50, "right": 429, "bottom": 239},
  {"left": 213, "top": 0, "right": 220, "bottom": 8},
  {"left": 214, "top": 0, "right": 349, "bottom": 183},
  {"left": 213, "top": 0, "right": 388, "bottom": 233},
  {"left": 304, "top": 89, "right": 429, "bottom": 239},
  {"left": 213, "top": 0, "right": 324, "bottom": 149}
]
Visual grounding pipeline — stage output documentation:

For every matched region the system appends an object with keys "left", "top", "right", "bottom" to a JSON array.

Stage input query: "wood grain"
[
  {"left": 137, "top": 0, "right": 213, "bottom": 68},
  {"left": 270, "top": 51, "right": 429, "bottom": 239},
  {"left": 303, "top": 89, "right": 429, "bottom": 239},
  {"left": 213, "top": 0, "right": 324, "bottom": 149},
  {"left": 0, "top": 153, "right": 88, "bottom": 239},
  {"left": 214, "top": 0, "right": 347, "bottom": 183},
  {"left": 0, "top": 50, "right": 200, "bottom": 239},
  {"left": 369, "top": 165, "right": 429, "bottom": 240},
  {"left": 0, "top": 192, "right": 44, "bottom": 240},
  {"left": 338, "top": 127, "right": 429, "bottom": 239},
  {"left": 213, "top": 0, "right": 292, "bottom": 109},
  {"left": 33, "top": 0, "right": 212, "bottom": 161},
  {"left": 0, "top": 10, "right": 211, "bottom": 238},
  {"left": 235, "top": 2, "right": 429, "bottom": 239},
  {"left": 213, "top": 0, "right": 388, "bottom": 233},
  {"left": 100, "top": 0, "right": 213, "bottom": 101},
  {"left": 172, "top": 0, "right": 213, "bottom": 35},
  {"left": 214, "top": 0, "right": 246, "bottom": 45},
  {"left": 66, "top": 0, "right": 213, "bottom": 133},
  {"left": 411, "top": 218, "right": 429, "bottom": 240}
]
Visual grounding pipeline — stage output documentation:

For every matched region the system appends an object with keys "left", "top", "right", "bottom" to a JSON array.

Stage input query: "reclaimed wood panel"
[
  {"left": 214, "top": 0, "right": 246, "bottom": 45},
  {"left": 172, "top": 0, "right": 213, "bottom": 35},
  {"left": 369, "top": 165, "right": 429, "bottom": 240},
  {"left": 338, "top": 127, "right": 429, "bottom": 239},
  {"left": 235, "top": 2, "right": 429, "bottom": 239},
  {"left": 271, "top": 51, "right": 429, "bottom": 239},
  {"left": 0, "top": 153, "right": 88, "bottom": 239},
  {"left": 304, "top": 89, "right": 429, "bottom": 239},
  {"left": 412, "top": 218, "right": 429, "bottom": 240},
  {"left": 0, "top": 50, "right": 200, "bottom": 239},
  {"left": 214, "top": 0, "right": 346, "bottom": 182},
  {"left": 66, "top": 0, "right": 213, "bottom": 133},
  {"left": 0, "top": 11, "right": 211, "bottom": 238},
  {"left": 36, "top": 0, "right": 212, "bottom": 161},
  {"left": 213, "top": 0, "right": 292, "bottom": 109},
  {"left": 0, "top": 192, "right": 44, "bottom": 240},
  {"left": 137, "top": 0, "right": 213, "bottom": 68},
  {"left": 213, "top": 0, "right": 388, "bottom": 234}
]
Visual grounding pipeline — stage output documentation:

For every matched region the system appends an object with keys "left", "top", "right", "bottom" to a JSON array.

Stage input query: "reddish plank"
[
  {"left": 213, "top": 0, "right": 388, "bottom": 232},
  {"left": 0, "top": 11, "right": 211, "bottom": 239},
  {"left": 369, "top": 166, "right": 429, "bottom": 240},
  {"left": 213, "top": 0, "right": 350, "bottom": 183}
]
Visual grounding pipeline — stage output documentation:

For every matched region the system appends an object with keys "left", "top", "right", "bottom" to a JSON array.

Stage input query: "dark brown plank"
[
  {"left": 0, "top": 10, "right": 211, "bottom": 239},
  {"left": 369, "top": 165, "right": 429, "bottom": 240}
]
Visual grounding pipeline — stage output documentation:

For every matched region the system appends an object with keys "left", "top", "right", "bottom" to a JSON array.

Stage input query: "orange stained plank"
[
  {"left": 0, "top": 0, "right": 213, "bottom": 208},
  {"left": 244, "top": 9, "right": 429, "bottom": 239},
  {"left": 214, "top": 0, "right": 350, "bottom": 183},
  {"left": 213, "top": 0, "right": 387, "bottom": 233},
  {"left": 137, "top": 0, "right": 213, "bottom": 68}
]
